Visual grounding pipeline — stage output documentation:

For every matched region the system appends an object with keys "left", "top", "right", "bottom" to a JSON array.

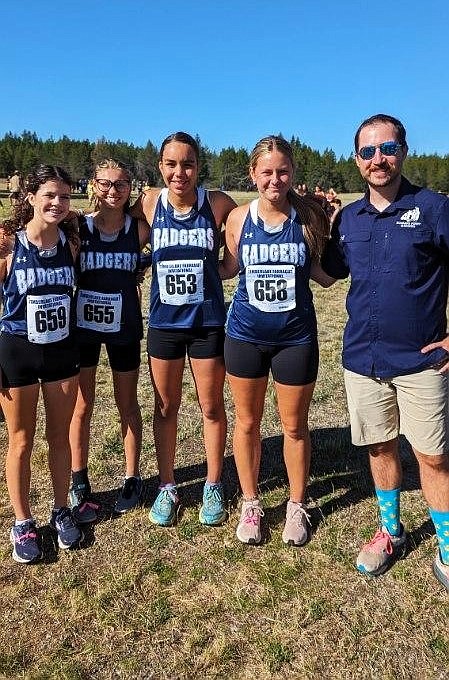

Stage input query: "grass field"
[{"left": 0, "top": 193, "right": 448, "bottom": 679}]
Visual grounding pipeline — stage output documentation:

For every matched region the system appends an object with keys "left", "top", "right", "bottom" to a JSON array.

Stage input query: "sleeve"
[
  {"left": 434, "top": 197, "right": 449, "bottom": 256},
  {"left": 320, "top": 211, "right": 350, "bottom": 279}
]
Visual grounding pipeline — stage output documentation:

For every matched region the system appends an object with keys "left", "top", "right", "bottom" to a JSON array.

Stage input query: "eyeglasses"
[
  {"left": 357, "top": 141, "right": 402, "bottom": 161},
  {"left": 95, "top": 179, "right": 131, "bottom": 192}
]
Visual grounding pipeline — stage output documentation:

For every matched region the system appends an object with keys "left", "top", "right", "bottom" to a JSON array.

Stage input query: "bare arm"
[
  {"left": 219, "top": 204, "right": 246, "bottom": 280},
  {"left": 130, "top": 189, "right": 159, "bottom": 225},
  {"left": 310, "top": 260, "right": 337, "bottom": 288}
]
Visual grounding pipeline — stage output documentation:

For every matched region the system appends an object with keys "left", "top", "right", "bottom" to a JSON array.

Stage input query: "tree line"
[{"left": 1, "top": 131, "right": 449, "bottom": 193}]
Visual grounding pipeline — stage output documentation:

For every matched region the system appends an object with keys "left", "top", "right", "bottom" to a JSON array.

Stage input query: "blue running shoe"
[
  {"left": 199, "top": 483, "right": 227, "bottom": 526},
  {"left": 149, "top": 487, "right": 179, "bottom": 526},
  {"left": 50, "top": 507, "right": 83, "bottom": 549},
  {"left": 114, "top": 476, "right": 142, "bottom": 514},
  {"left": 69, "top": 483, "right": 99, "bottom": 524},
  {"left": 10, "top": 521, "right": 42, "bottom": 564}
]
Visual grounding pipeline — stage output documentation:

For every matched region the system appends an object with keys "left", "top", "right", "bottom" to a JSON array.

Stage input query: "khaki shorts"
[{"left": 344, "top": 368, "right": 448, "bottom": 455}]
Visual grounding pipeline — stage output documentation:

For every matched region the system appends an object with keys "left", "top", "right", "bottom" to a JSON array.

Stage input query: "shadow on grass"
[{"left": 85, "top": 426, "right": 432, "bottom": 550}]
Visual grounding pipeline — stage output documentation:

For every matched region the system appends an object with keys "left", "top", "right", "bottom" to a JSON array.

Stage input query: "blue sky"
[{"left": 3, "top": 0, "right": 449, "bottom": 158}]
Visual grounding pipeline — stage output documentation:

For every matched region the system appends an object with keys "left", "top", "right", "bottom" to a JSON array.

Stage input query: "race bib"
[
  {"left": 27, "top": 294, "right": 70, "bottom": 343},
  {"left": 246, "top": 264, "right": 296, "bottom": 312},
  {"left": 76, "top": 289, "right": 122, "bottom": 333},
  {"left": 157, "top": 260, "right": 204, "bottom": 305}
]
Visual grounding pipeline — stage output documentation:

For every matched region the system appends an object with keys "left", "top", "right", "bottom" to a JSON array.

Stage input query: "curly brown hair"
[{"left": 2, "top": 164, "right": 78, "bottom": 246}]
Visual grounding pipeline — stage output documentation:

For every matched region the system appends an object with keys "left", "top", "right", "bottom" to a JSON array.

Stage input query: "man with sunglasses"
[{"left": 320, "top": 113, "right": 449, "bottom": 590}]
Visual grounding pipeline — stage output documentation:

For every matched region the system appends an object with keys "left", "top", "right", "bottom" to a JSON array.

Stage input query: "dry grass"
[{"left": 0, "top": 195, "right": 448, "bottom": 680}]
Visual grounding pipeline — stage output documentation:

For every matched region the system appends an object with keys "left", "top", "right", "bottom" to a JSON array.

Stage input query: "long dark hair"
[
  {"left": 250, "top": 136, "right": 330, "bottom": 259},
  {"left": 3, "top": 164, "right": 78, "bottom": 245}
]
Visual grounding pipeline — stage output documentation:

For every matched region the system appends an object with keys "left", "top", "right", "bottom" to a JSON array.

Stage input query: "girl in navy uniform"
[
  {"left": 69, "top": 160, "right": 150, "bottom": 521},
  {"left": 0, "top": 165, "right": 82, "bottom": 563},
  {"left": 132, "top": 132, "right": 236, "bottom": 527},
  {"left": 221, "top": 136, "right": 329, "bottom": 545}
]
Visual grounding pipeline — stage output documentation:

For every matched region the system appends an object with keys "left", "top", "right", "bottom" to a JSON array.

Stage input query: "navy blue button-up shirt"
[{"left": 321, "top": 177, "right": 449, "bottom": 378}]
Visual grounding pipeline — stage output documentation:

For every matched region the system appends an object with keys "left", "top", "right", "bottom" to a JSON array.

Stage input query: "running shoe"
[
  {"left": 50, "top": 507, "right": 83, "bottom": 550},
  {"left": 356, "top": 525, "right": 406, "bottom": 576},
  {"left": 199, "top": 482, "right": 227, "bottom": 526},
  {"left": 69, "top": 482, "right": 99, "bottom": 524},
  {"left": 114, "top": 476, "right": 142, "bottom": 514},
  {"left": 236, "top": 499, "right": 264, "bottom": 545},
  {"left": 433, "top": 551, "right": 449, "bottom": 591},
  {"left": 149, "top": 487, "right": 179, "bottom": 526},
  {"left": 282, "top": 500, "right": 310, "bottom": 546},
  {"left": 10, "top": 521, "right": 42, "bottom": 564}
]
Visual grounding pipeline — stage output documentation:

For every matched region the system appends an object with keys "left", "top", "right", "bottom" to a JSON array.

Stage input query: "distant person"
[
  {"left": 329, "top": 197, "right": 342, "bottom": 225},
  {"left": 320, "top": 113, "right": 449, "bottom": 591},
  {"left": 9, "top": 170, "right": 23, "bottom": 205},
  {"left": 131, "top": 132, "right": 236, "bottom": 527},
  {"left": 221, "top": 136, "right": 329, "bottom": 545},
  {"left": 0, "top": 165, "right": 82, "bottom": 563},
  {"left": 69, "top": 160, "right": 150, "bottom": 522}
]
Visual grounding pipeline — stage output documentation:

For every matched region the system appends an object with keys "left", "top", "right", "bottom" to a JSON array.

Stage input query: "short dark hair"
[{"left": 354, "top": 113, "right": 407, "bottom": 152}]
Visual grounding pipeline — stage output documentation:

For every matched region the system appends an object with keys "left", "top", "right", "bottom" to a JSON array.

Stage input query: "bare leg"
[
  {"left": 414, "top": 449, "right": 449, "bottom": 511},
  {"left": 1, "top": 385, "right": 40, "bottom": 520},
  {"left": 69, "top": 366, "right": 96, "bottom": 472},
  {"left": 189, "top": 356, "right": 226, "bottom": 483},
  {"left": 112, "top": 368, "right": 142, "bottom": 477},
  {"left": 275, "top": 381, "right": 315, "bottom": 503},
  {"left": 42, "top": 375, "right": 79, "bottom": 507},
  {"left": 368, "top": 439, "right": 402, "bottom": 490},
  {"left": 149, "top": 357, "right": 184, "bottom": 484},
  {"left": 226, "top": 374, "right": 268, "bottom": 498}
]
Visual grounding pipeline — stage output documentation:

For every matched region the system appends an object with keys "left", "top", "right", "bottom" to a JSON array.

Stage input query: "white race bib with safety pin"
[
  {"left": 76, "top": 289, "right": 122, "bottom": 333},
  {"left": 246, "top": 264, "right": 296, "bottom": 312},
  {"left": 157, "top": 260, "right": 204, "bottom": 305},
  {"left": 27, "top": 293, "right": 71, "bottom": 343}
]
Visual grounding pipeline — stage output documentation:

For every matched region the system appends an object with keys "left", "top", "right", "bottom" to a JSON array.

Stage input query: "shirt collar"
[{"left": 357, "top": 176, "right": 418, "bottom": 215}]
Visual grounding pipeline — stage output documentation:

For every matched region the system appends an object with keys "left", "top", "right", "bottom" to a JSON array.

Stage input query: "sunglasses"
[
  {"left": 95, "top": 179, "right": 131, "bottom": 192},
  {"left": 357, "top": 141, "right": 402, "bottom": 161}
]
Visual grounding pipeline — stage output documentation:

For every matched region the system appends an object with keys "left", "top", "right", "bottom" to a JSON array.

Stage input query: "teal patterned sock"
[
  {"left": 429, "top": 508, "right": 449, "bottom": 565},
  {"left": 375, "top": 487, "right": 401, "bottom": 536}
]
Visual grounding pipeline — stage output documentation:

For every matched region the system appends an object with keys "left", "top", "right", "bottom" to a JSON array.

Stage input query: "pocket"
[{"left": 342, "top": 230, "right": 371, "bottom": 275}]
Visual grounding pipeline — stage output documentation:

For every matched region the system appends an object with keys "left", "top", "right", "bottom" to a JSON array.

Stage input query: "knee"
[
  {"left": 199, "top": 398, "right": 225, "bottom": 422},
  {"left": 282, "top": 423, "right": 309, "bottom": 441},
  {"left": 416, "top": 452, "right": 449, "bottom": 473},
  {"left": 235, "top": 413, "right": 261, "bottom": 436},
  {"left": 73, "top": 397, "right": 94, "bottom": 422},
  {"left": 154, "top": 398, "right": 180, "bottom": 420}
]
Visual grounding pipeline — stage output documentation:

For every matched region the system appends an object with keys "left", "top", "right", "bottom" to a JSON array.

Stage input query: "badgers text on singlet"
[
  {"left": 153, "top": 227, "right": 215, "bottom": 252},
  {"left": 241, "top": 242, "right": 305, "bottom": 267},
  {"left": 79, "top": 251, "right": 138, "bottom": 272},
  {"left": 15, "top": 266, "right": 75, "bottom": 294}
]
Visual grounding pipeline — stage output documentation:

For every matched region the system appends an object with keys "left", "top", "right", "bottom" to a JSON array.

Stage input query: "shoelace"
[
  {"left": 157, "top": 489, "right": 178, "bottom": 508},
  {"left": 243, "top": 504, "right": 264, "bottom": 525},
  {"left": 16, "top": 528, "right": 37, "bottom": 543},
  {"left": 289, "top": 504, "right": 311, "bottom": 526},
  {"left": 79, "top": 501, "right": 99, "bottom": 513},
  {"left": 204, "top": 486, "right": 223, "bottom": 506},
  {"left": 363, "top": 529, "right": 393, "bottom": 555},
  {"left": 56, "top": 509, "right": 76, "bottom": 530}
]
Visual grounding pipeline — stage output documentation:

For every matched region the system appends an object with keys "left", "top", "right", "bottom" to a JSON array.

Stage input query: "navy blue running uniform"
[
  {"left": 0, "top": 229, "right": 79, "bottom": 387},
  {"left": 76, "top": 214, "right": 143, "bottom": 345},
  {"left": 226, "top": 199, "right": 317, "bottom": 346},
  {"left": 1, "top": 229, "right": 75, "bottom": 342},
  {"left": 149, "top": 187, "right": 225, "bottom": 329}
]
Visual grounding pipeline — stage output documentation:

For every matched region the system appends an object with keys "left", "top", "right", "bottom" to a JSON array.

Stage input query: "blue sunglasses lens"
[{"left": 359, "top": 142, "right": 401, "bottom": 160}]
